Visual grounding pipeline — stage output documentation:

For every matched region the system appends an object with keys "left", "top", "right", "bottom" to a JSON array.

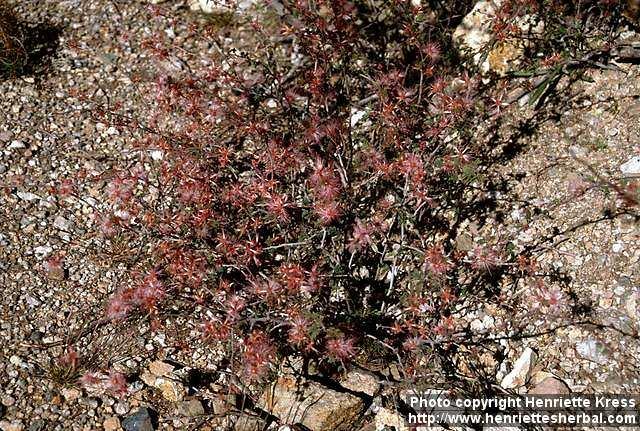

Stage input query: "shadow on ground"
[{"left": 1, "top": 19, "right": 61, "bottom": 78}]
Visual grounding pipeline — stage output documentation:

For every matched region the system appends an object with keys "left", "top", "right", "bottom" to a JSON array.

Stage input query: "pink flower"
[
  {"left": 133, "top": 272, "right": 166, "bottom": 312},
  {"left": 56, "top": 179, "right": 75, "bottom": 197},
  {"left": 243, "top": 331, "right": 276, "bottom": 381},
  {"left": 288, "top": 315, "right": 312, "bottom": 349},
  {"left": 423, "top": 42, "right": 441, "bottom": 63},
  {"left": 302, "top": 264, "right": 323, "bottom": 294},
  {"left": 279, "top": 263, "right": 305, "bottom": 293},
  {"left": 105, "top": 371, "right": 128, "bottom": 395},
  {"left": 106, "top": 176, "right": 134, "bottom": 203},
  {"left": 79, "top": 372, "right": 101, "bottom": 389},
  {"left": 424, "top": 245, "right": 452, "bottom": 275},
  {"left": 225, "top": 294, "right": 246, "bottom": 321},
  {"left": 59, "top": 347, "right": 78, "bottom": 368},
  {"left": 309, "top": 159, "right": 341, "bottom": 199},
  {"left": 202, "top": 318, "right": 231, "bottom": 341},
  {"left": 314, "top": 201, "right": 341, "bottom": 225},
  {"left": 97, "top": 213, "right": 119, "bottom": 238},
  {"left": 266, "top": 193, "right": 291, "bottom": 223},
  {"left": 326, "top": 335, "right": 357, "bottom": 362},
  {"left": 402, "top": 336, "right": 424, "bottom": 352},
  {"left": 470, "top": 246, "right": 500, "bottom": 272},
  {"left": 398, "top": 153, "right": 425, "bottom": 183},
  {"left": 347, "top": 219, "right": 374, "bottom": 253},
  {"left": 251, "top": 277, "right": 283, "bottom": 302},
  {"left": 106, "top": 291, "right": 132, "bottom": 321}
]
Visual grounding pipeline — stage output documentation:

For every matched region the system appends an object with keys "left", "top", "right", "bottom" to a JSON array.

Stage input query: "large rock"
[
  {"left": 501, "top": 347, "right": 537, "bottom": 389},
  {"left": 155, "top": 377, "right": 186, "bottom": 402},
  {"left": 575, "top": 339, "right": 608, "bottom": 364},
  {"left": 103, "top": 417, "right": 121, "bottom": 431},
  {"left": 148, "top": 361, "right": 174, "bottom": 377},
  {"left": 620, "top": 156, "right": 640, "bottom": 176},
  {"left": 258, "top": 368, "right": 376, "bottom": 431},
  {"left": 140, "top": 362, "right": 186, "bottom": 402},
  {"left": 453, "top": 0, "right": 500, "bottom": 58},
  {"left": 122, "top": 408, "right": 156, "bottom": 431}
]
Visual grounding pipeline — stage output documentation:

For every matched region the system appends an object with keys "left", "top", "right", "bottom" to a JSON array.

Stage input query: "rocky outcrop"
[{"left": 258, "top": 364, "right": 379, "bottom": 431}]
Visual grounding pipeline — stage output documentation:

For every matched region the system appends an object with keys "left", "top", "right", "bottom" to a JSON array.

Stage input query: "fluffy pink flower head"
[
  {"left": 399, "top": 153, "right": 425, "bottom": 183},
  {"left": 302, "top": 264, "right": 323, "bottom": 294},
  {"left": 97, "top": 213, "right": 119, "bottom": 238},
  {"left": 423, "top": 42, "right": 441, "bottom": 62},
  {"left": 309, "top": 158, "right": 341, "bottom": 200},
  {"left": 243, "top": 331, "right": 276, "bottom": 381},
  {"left": 470, "top": 246, "right": 500, "bottom": 272},
  {"left": 266, "top": 193, "right": 291, "bottom": 223},
  {"left": 326, "top": 335, "right": 357, "bottom": 362},
  {"left": 225, "top": 294, "right": 246, "bottom": 321},
  {"left": 314, "top": 201, "right": 341, "bottom": 225},
  {"left": 106, "top": 176, "right": 134, "bottom": 204},
  {"left": 106, "top": 371, "right": 128, "bottom": 395},
  {"left": 288, "top": 314, "right": 313, "bottom": 350},
  {"left": 202, "top": 318, "right": 231, "bottom": 341},
  {"left": 347, "top": 219, "right": 374, "bottom": 253},
  {"left": 279, "top": 263, "right": 305, "bottom": 293},
  {"left": 424, "top": 245, "right": 452, "bottom": 275},
  {"left": 106, "top": 290, "right": 133, "bottom": 321},
  {"left": 402, "top": 336, "right": 424, "bottom": 352},
  {"left": 133, "top": 271, "right": 166, "bottom": 311},
  {"left": 56, "top": 179, "right": 75, "bottom": 197},
  {"left": 79, "top": 371, "right": 101, "bottom": 389}
]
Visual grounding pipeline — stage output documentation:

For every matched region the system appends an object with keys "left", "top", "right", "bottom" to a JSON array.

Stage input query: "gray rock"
[
  {"left": 28, "top": 420, "right": 46, "bottom": 431},
  {"left": 122, "top": 408, "right": 156, "bottom": 431},
  {"left": 53, "top": 216, "right": 73, "bottom": 232},
  {"left": 114, "top": 401, "right": 129, "bottom": 416},
  {"left": 176, "top": 400, "right": 205, "bottom": 417},
  {"left": 620, "top": 156, "right": 640, "bottom": 176},
  {"left": 0, "top": 131, "right": 12, "bottom": 142},
  {"left": 16, "top": 192, "right": 39, "bottom": 202}
]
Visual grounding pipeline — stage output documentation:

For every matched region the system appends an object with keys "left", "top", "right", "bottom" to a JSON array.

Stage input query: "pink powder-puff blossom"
[{"left": 326, "top": 335, "right": 357, "bottom": 362}]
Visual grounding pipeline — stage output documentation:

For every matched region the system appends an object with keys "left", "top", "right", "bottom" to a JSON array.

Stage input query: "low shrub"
[{"left": 58, "top": 0, "right": 634, "bottom": 396}]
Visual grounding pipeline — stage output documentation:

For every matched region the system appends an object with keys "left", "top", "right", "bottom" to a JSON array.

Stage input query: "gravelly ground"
[
  {"left": 1, "top": 1, "right": 640, "bottom": 430},
  {"left": 0, "top": 1, "right": 224, "bottom": 430},
  {"left": 476, "top": 61, "right": 640, "bottom": 396}
]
